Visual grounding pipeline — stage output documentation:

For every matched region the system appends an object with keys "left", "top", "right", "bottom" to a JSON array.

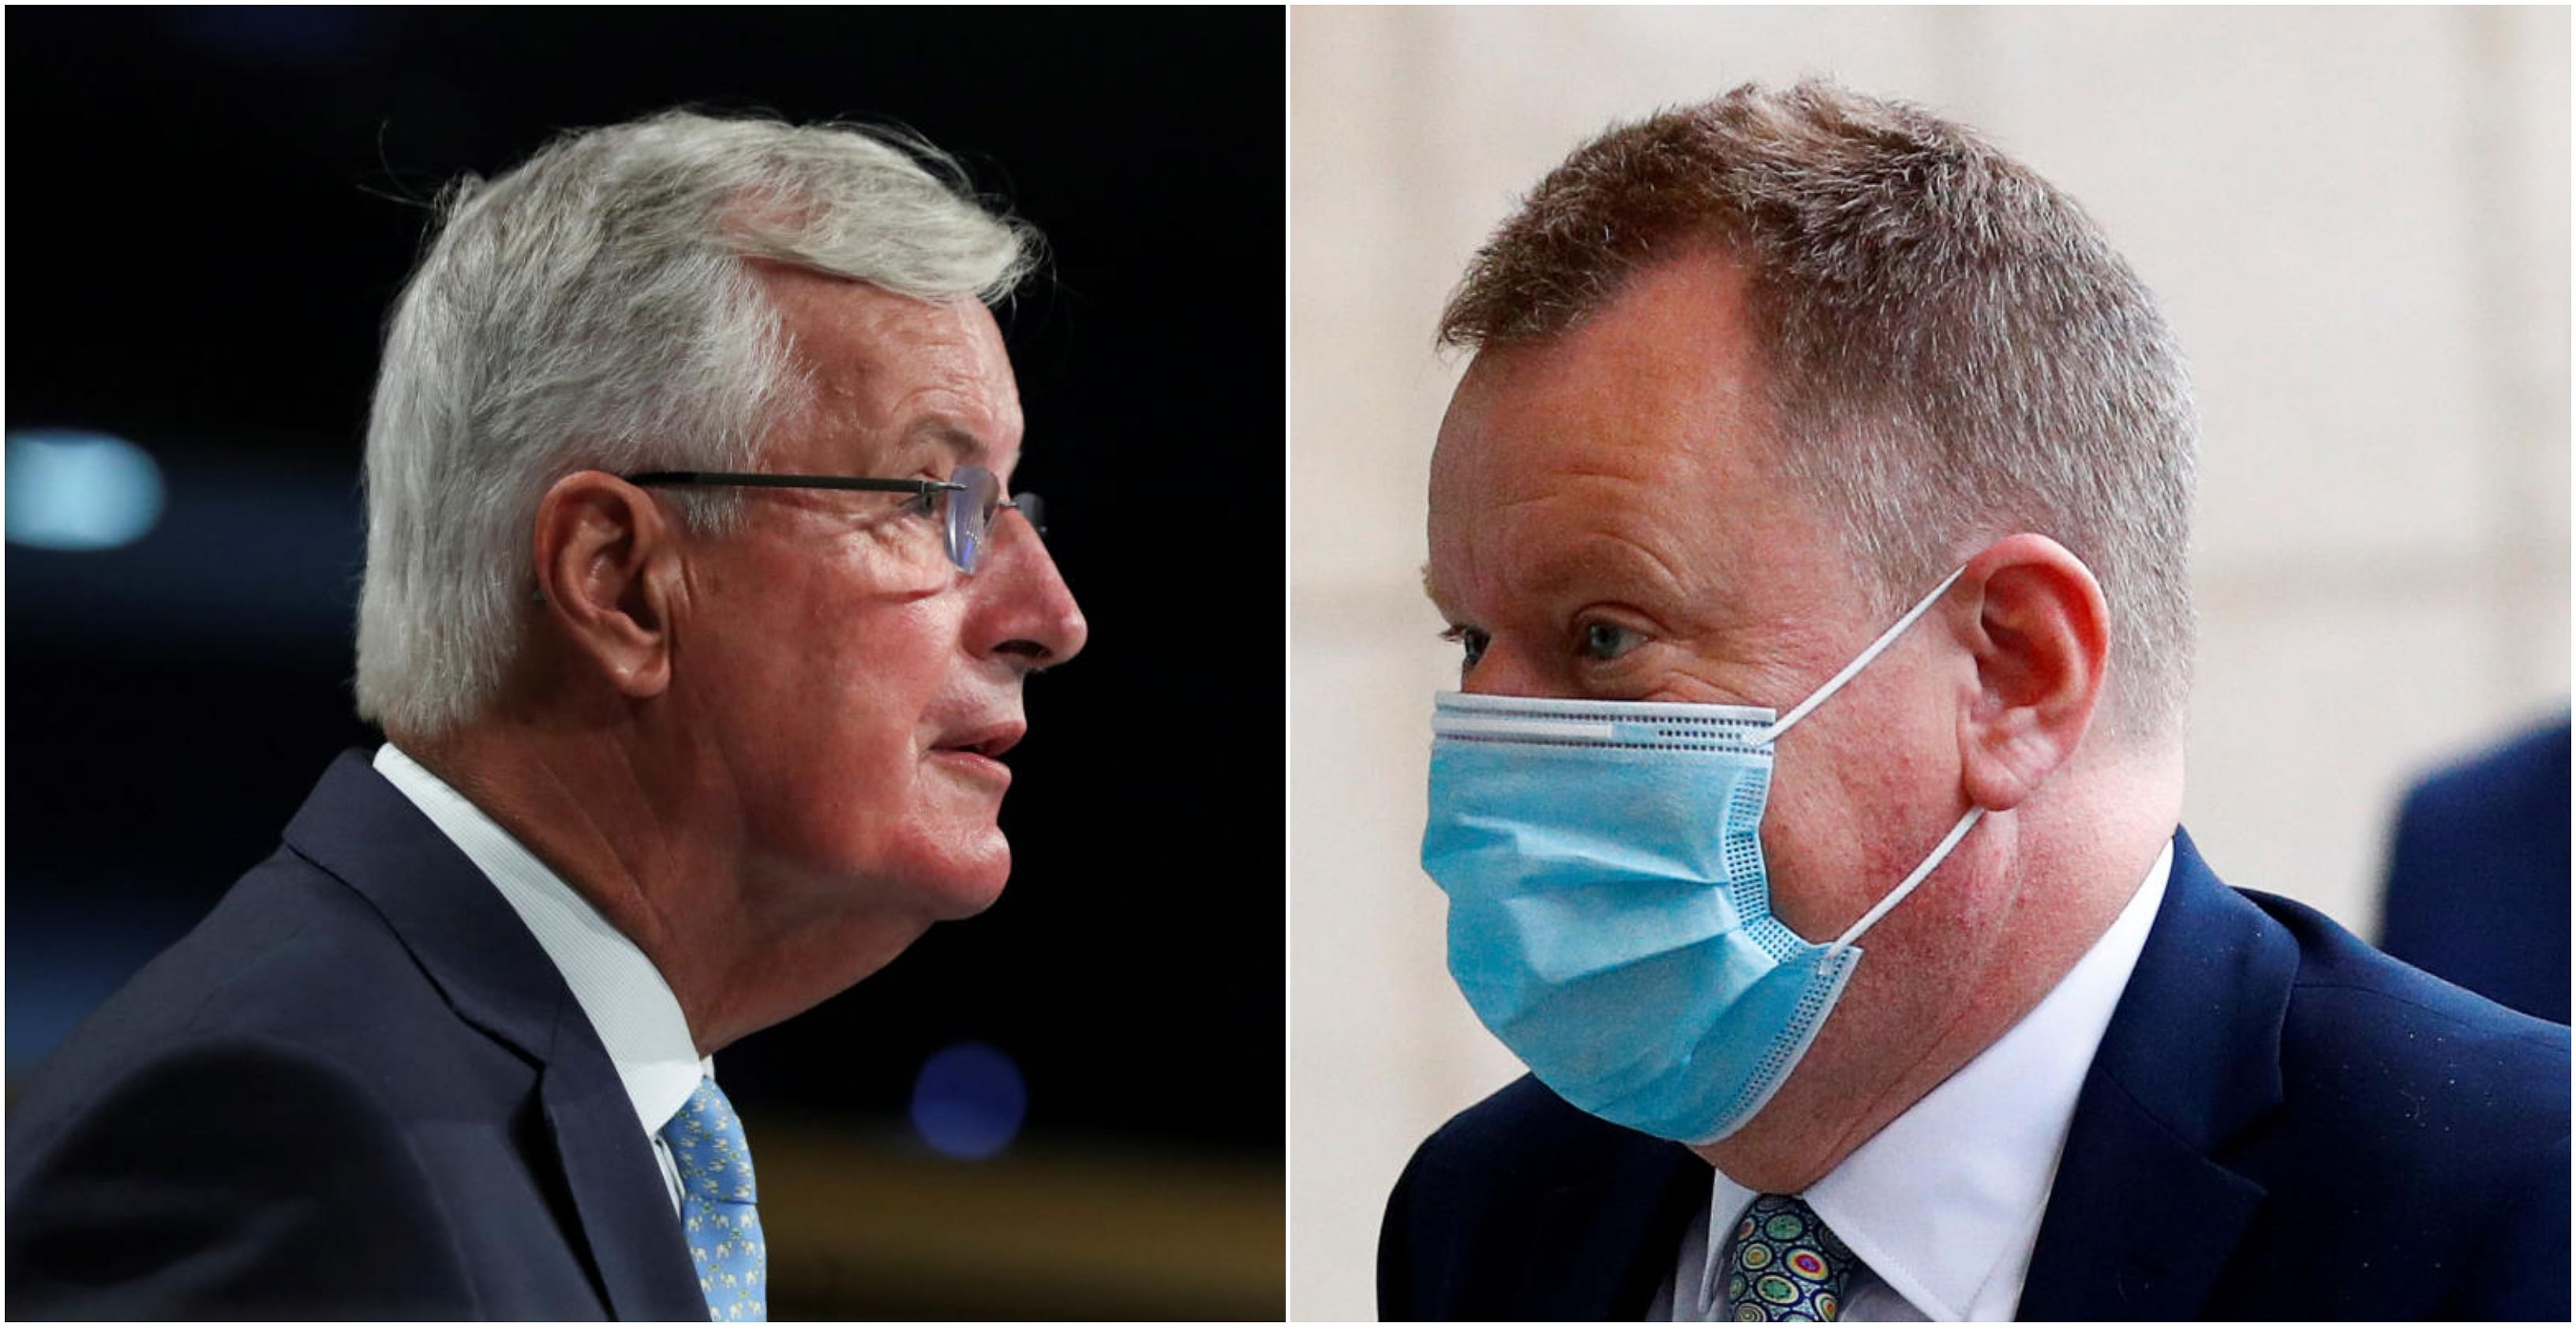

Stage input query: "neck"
[
  {"left": 395, "top": 710, "right": 926, "bottom": 1055},
  {"left": 1694, "top": 737, "right": 2184, "bottom": 1192}
]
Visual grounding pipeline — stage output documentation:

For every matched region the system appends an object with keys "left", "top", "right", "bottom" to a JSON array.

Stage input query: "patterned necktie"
[
  {"left": 1722, "top": 1194, "right": 1856, "bottom": 1321},
  {"left": 661, "top": 1078, "right": 767, "bottom": 1321}
]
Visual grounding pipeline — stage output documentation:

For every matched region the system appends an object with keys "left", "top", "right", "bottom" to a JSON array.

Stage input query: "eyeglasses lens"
[{"left": 945, "top": 466, "right": 1002, "bottom": 572}]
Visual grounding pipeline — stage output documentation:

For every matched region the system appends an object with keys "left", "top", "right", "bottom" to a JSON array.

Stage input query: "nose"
[
  {"left": 968, "top": 508, "right": 1087, "bottom": 671},
  {"left": 1458, "top": 639, "right": 1549, "bottom": 698}
]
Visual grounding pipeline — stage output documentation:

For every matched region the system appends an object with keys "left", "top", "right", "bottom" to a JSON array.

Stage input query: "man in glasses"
[{"left": 7, "top": 111, "right": 1085, "bottom": 1318}]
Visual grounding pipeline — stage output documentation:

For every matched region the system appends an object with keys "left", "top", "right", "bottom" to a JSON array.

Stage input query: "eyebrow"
[
  {"left": 1417, "top": 538, "right": 1698, "bottom": 626},
  {"left": 1419, "top": 563, "right": 1455, "bottom": 617},
  {"left": 899, "top": 419, "right": 990, "bottom": 466}
]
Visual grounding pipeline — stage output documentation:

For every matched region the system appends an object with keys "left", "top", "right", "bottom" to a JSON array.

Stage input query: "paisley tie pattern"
[
  {"left": 1723, "top": 1194, "right": 1855, "bottom": 1322},
  {"left": 661, "top": 1078, "right": 766, "bottom": 1321}
]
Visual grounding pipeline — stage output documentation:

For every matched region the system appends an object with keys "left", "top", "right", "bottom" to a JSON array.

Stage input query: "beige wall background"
[{"left": 1288, "top": 6, "right": 2570, "bottom": 1320}]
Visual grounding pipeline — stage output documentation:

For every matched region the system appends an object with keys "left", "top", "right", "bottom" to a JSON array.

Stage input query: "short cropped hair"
[
  {"left": 355, "top": 110, "right": 1038, "bottom": 739},
  {"left": 1442, "top": 80, "right": 2197, "bottom": 738}
]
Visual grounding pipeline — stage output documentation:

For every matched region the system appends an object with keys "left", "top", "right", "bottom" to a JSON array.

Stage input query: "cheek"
[
  {"left": 1758, "top": 719, "right": 1938, "bottom": 935},
  {"left": 1773, "top": 735, "right": 1975, "bottom": 950},
  {"left": 840, "top": 615, "right": 963, "bottom": 772},
  {"left": 748, "top": 604, "right": 961, "bottom": 817},
  {"left": 1756, "top": 774, "right": 1860, "bottom": 939}
]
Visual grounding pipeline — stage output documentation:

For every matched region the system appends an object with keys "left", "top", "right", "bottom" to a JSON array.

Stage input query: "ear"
[
  {"left": 1953, "top": 533, "right": 2110, "bottom": 812},
  {"left": 530, "top": 470, "right": 679, "bottom": 699}
]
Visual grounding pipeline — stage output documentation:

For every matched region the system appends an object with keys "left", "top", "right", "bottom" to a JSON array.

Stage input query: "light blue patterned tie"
[{"left": 661, "top": 1078, "right": 766, "bottom": 1321}]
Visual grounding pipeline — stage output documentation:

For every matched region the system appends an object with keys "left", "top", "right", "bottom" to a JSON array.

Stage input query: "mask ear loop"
[
  {"left": 1751, "top": 565, "right": 1968, "bottom": 748},
  {"left": 1831, "top": 805, "right": 1985, "bottom": 949},
  {"left": 1742, "top": 563, "right": 1979, "bottom": 953}
]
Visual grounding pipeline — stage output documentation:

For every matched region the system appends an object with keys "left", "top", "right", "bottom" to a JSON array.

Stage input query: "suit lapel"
[
  {"left": 283, "top": 751, "right": 705, "bottom": 1320},
  {"left": 2017, "top": 830, "right": 2294, "bottom": 1319},
  {"left": 538, "top": 1006, "right": 712, "bottom": 1320}
]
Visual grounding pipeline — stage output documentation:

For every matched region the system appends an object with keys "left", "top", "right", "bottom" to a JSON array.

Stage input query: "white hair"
[{"left": 354, "top": 110, "right": 1039, "bottom": 738}]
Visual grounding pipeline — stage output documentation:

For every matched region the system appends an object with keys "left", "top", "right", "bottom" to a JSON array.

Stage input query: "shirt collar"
[
  {"left": 373, "top": 743, "right": 710, "bottom": 1135},
  {"left": 1702, "top": 842, "right": 2174, "bottom": 1320}
]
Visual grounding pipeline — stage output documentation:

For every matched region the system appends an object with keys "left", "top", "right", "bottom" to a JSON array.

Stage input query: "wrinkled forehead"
[
  {"left": 754, "top": 263, "right": 1025, "bottom": 475},
  {"left": 1432, "top": 253, "right": 1777, "bottom": 490},
  {"left": 1425, "top": 257, "right": 1809, "bottom": 615},
  {"left": 1431, "top": 351, "right": 1725, "bottom": 508}
]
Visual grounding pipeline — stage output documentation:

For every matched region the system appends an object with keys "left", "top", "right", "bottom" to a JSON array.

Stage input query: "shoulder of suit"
[
  {"left": 11, "top": 842, "right": 526, "bottom": 1160},
  {"left": 1402, "top": 1074, "right": 1652, "bottom": 1198},
  {"left": 2244, "top": 884, "right": 2569, "bottom": 1141}
]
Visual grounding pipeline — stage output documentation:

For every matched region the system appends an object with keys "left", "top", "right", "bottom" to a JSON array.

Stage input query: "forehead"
[
  {"left": 1427, "top": 249, "right": 1802, "bottom": 599},
  {"left": 754, "top": 262, "right": 1024, "bottom": 472}
]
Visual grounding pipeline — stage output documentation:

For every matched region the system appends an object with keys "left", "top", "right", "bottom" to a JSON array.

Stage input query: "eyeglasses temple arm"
[{"left": 623, "top": 471, "right": 965, "bottom": 494}]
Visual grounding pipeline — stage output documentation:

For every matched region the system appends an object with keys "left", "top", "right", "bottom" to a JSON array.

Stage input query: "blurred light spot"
[
  {"left": 170, "top": 8, "right": 381, "bottom": 67},
  {"left": 8, "top": 429, "right": 167, "bottom": 551},
  {"left": 909, "top": 1041, "right": 1027, "bottom": 1160}
]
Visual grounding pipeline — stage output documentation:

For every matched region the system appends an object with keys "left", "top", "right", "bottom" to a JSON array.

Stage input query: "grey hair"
[
  {"left": 1441, "top": 79, "right": 2198, "bottom": 740},
  {"left": 354, "top": 109, "right": 1039, "bottom": 739}
]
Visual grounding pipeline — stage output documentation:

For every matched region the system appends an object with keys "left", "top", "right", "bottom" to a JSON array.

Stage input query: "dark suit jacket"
[
  {"left": 2379, "top": 714, "right": 2570, "bottom": 1024},
  {"left": 1380, "top": 830, "right": 2571, "bottom": 1321},
  {"left": 6, "top": 752, "right": 711, "bottom": 1319}
]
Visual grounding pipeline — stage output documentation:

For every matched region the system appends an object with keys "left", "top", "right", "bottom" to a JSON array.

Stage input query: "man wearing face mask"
[{"left": 1381, "top": 81, "right": 2568, "bottom": 1321}]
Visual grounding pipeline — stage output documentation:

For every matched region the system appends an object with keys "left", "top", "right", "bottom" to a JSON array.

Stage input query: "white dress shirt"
[
  {"left": 373, "top": 743, "right": 710, "bottom": 1213},
  {"left": 1653, "top": 842, "right": 2174, "bottom": 1321}
]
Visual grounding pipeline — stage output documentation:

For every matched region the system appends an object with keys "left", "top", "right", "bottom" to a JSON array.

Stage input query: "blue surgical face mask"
[{"left": 1421, "top": 568, "right": 1982, "bottom": 1145}]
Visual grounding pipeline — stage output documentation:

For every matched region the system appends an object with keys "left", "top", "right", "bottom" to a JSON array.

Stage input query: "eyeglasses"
[{"left": 625, "top": 465, "right": 1043, "bottom": 574}]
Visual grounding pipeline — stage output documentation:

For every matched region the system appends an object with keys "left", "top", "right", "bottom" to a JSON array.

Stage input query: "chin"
[{"left": 903, "top": 833, "right": 1014, "bottom": 921}]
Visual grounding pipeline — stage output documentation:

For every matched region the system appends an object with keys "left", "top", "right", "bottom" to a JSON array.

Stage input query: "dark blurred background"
[{"left": 6, "top": 7, "right": 1284, "bottom": 1318}]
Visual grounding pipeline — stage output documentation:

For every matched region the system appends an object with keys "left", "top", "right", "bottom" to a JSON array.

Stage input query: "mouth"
[
  {"left": 934, "top": 722, "right": 1025, "bottom": 760},
  {"left": 928, "top": 720, "right": 1025, "bottom": 786}
]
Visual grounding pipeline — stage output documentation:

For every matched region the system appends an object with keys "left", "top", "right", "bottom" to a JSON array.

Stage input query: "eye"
[
  {"left": 1581, "top": 620, "right": 1642, "bottom": 662},
  {"left": 1440, "top": 625, "right": 1491, "bottom": 677}
]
